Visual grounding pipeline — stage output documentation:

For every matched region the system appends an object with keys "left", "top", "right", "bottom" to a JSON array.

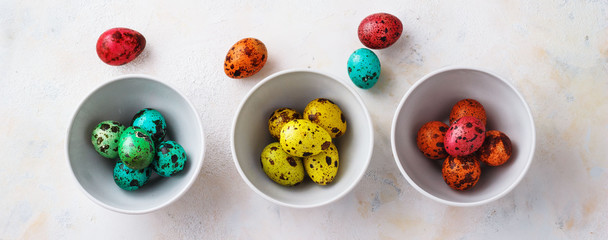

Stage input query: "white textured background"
[{"left": 1, "top": 0, "right": 607, "bottom": 239}]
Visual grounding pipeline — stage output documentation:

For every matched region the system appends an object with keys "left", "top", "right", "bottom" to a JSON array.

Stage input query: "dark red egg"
[{"left": 358, "top": 13, "right": 403, "bottom": 49}]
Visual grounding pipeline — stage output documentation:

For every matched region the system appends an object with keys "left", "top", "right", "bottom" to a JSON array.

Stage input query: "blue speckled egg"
[
  {"left": 347, "top": 48, "right": 381, "bottom": 89},
  {"left": 113, "top": 161, "right": 151, "bottom": 191},
  {"left": 91, "top": 120, "right": 125, "bottom": 159},
  {"left": 118, "top": 126, "right": 155, "bottom": 170},
  {"left": 152, "top": 140, "right": 187, "bottom": 177},
  {"left": 132, "top": 108, "right": 167, "bottom": 143}
]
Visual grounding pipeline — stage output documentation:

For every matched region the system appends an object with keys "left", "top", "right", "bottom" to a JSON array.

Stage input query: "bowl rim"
[
  {"left": 65, "top": 74, "right": 206, "bottom": 214},
  {"left": 390, "top": 65, "right": 536, "bottom": 207},
  {"left": 231, "top": 68, "right": 374, "bottom": 208}
]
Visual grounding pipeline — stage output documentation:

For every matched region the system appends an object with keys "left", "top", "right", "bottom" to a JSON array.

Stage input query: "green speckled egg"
[
  {"left": 132, "top": 108, "right": 167, "bottom": 144},
  {"left": 347, "top": 48, "right": 381, "bottom": 89},
  {"left": 118, "top": 126, "right": 155, "bottom": 170},
  {"left": 304, "top": 98, "right": 347, "bottom": 138},
  {"left": 113, "top": 161, "right": 151, "bottom": 191},
  {"left": 91, "top": 120, "right": 125, "bottom": 159},
  {"left": 260, "top": 142, "right": 305, "bottom": 186},
  {"left": 152, "top": 140, "right": 187, "bottom": 177},
  {"left": 304, "top": 142, "right": 339, "bottom": 185},
  {"left": 280, "top": 119, "right": 332, "bottom": 158}
]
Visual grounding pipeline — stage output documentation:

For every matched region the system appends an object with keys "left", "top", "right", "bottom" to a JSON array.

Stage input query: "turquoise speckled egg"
[
  {"left": 118, "top": 126, "right": 155, "bottom": 170},
  {"left": 91, "top": 120, "right": 125, "bottom": 159},
  {"left": 347, "top": 48, "right": 381, "bottom": 89},
  {"left": 132, "top": 108, "right": 167, "bottom": 143},
  {"left": 152, "top": 140, "right": 187, "bottom": 177},
  {"left": 113, "top": 161, "right": 151, "bottom": 191}
]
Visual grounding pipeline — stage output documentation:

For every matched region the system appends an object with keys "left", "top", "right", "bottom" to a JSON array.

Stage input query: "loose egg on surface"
[
  {"left": 132, "top": 108, "right": 167, "bottom": 144},
  {"left": 442, "top": 155, "right": 481, "bottom": 191},
  {"left": 449, "top": 99, "right": 487, "bottom": 126},
  {"left": 444, "top": 116, "right": 486, "bottom": 156},
  {"left": 416, "top": 121, "right": 449, "bottom": 160},
  {"left": 280, "top": 119, "right": 332, "bottom": 158},
  {"left": 303, "top": 143, "right": 339, "bottom": 185},
  {"left": 118, "top": 126, "right": 155, "bottom": 170},
  {"left": 260, "top": 142, "right": 305, "bottom": 186},
  {"left": 268, "top": 108, "right": 302, "bottom": 140},
  {"left": 96, "top": 27, "right": 146, "bottom": 66},
  {"left": 347, "top": 48, "right": 381, "bottom": 89},
  {"left": 304, "top": 98, "right": 347, "bottom": 138},
  {"left": 224, "top": 38, "right": 268, "bottom": 79},
  {"left": 358, "top": 13, "right": 403, "bottom": 49},
  {"left": 113, "top": 161, "right": 151, "bottom": 191},
  {"left": 152, "top": 140, "right": 187, "bottom": 177},
  {"left": 477, "top": 130, "right": 512, "bottom": 166},
  {"left": 91, "top": 120, "right": 125, "bottom": 159}
]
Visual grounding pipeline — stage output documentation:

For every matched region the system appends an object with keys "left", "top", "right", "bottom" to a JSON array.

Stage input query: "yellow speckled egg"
[
  {"left": 268, "top": 108, "right": 301, "bottom": 140},
  {"left": 260, "top": 142, "right": 305, "bottom": 186},
  {"left": 224, "top": 38, "right": 267, "bottom": 79},
  {"left": 304, "top": 143, "right": 339, "bottom": 185},
  {"left": 303, "top": 98, "right": 347, "bottom": 138},
  {"left": 280, "top": 119, "right": 332, "bottom": 157}
]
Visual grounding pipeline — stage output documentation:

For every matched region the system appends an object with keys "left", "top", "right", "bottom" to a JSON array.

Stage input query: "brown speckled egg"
[
  {"left": 442, "top": 155, "right": 481, "bottom": 191},
  {"left": 477, "top": 130, "right": 512, "bottom": 166},
  {"left": 224, "top": 38, "right": 267, "bottom": 79},
  {"left": 416, "top": 121, "right": 449, "bottom": 159},
  {"left": 449, "top": 99, "right": 487, "bottom": 126}
]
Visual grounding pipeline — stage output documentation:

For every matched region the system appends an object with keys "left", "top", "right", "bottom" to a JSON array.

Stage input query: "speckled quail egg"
[
  {"left": 224, "top": 38, "right": 268, "bottom": 79},
  {"left": 113, "top": 161, "right": 151, "bottom": 191},
  {"left": 416, "top": 121, "right": 449, "bottom": 160},
  {"left": 304, "top": 98, "right": 347, "bottom": 138},
  {"left": 347, "top": 48, "right": 381, "bottom": 89},
  {"left": 91, "top": 120, "right": 125, "bottom": 159},
  {"left": 303, "top": 142, "right": 339, "bottom": 185},
  {"left": 442, "top": 155, "right": 481, "bottom": 191},
  {"left": 477, "top": 130, "right": 512, "bottom": 166},
  {"left": 280, "top": 119, "right": 332, "bottom": 158},
  {"left": 118, "top": 126, "right": 155, "bottom": 170},
  {"left": 132, "top": 108, "right": 167, "bottom": 144},
  {"left": 260, "top": 142, "right": 305, "bottom": 186},
  {"left": 444, "top": 116, "right": 486, "bottom": 156},
  {"left": 449, "top": 99, "right": 487, "bottom": 126},
  {"left": 268, "top": 108, "right": 302, "bottom": 140},
  {"left": 152, "top": 140, "right": 187, "bottom": 177}
]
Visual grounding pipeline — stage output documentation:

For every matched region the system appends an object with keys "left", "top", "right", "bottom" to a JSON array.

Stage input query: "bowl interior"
[
  {"left": 67, "top": 76, "right": 204, "bottom": 213},
  {"left": 233, "top": 70, "right": 373, "bottom": 208},
  {"left": 392, "top": 68, "right": 534, "bottom": 206}
]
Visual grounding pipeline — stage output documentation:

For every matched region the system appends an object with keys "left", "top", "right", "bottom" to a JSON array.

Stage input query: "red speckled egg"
[
  {"left": 96, "top": 28, "right": 146, "bottom": 66},
  {"left": 449, "top": 99, "right": 487, "bottom": 126},
  {"left": 442, "top": 155, "right": 481, "bottom": 191},
  {"left": 224, "top": 38, "right": 268, "bottom": 79},
  {"left": 444, "top": 116, "right": 486, "bottom": 156},
  {"left": 477, "top": 130, "right": 512, "bottom": 166},
  {"left": 358, "top": 13, "right": 403, "bottom": 49},
  {"left": 416, "top": 121, "right": 449, "bottom": 159}
]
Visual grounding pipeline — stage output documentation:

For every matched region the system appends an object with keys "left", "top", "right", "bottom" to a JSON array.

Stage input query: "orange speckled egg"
[
  {"left": 449, "top": 99, "right": 487, "bottom": 126},
  {"left": 442, "top": 155, "right": 481, "bottom": 191},
  {"left": 416, "top": 121, "right": 449, "bottom": 159},
  {"left": 224, "top": 38, "right": 267, "bottom": 79},
  {"left": 477, "top": 130, "right": 512, "bottom": 166}
]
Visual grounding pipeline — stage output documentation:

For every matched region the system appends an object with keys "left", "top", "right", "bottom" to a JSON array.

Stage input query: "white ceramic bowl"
[
  {"left": 67, "top": 75, "right": 205, "bottom": 214},
  {"left": 391, "top": 66, "right": 535, "bottom": 206},
  {"left": 232, "top": 69, "right": 373, "bottom": 208}
]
